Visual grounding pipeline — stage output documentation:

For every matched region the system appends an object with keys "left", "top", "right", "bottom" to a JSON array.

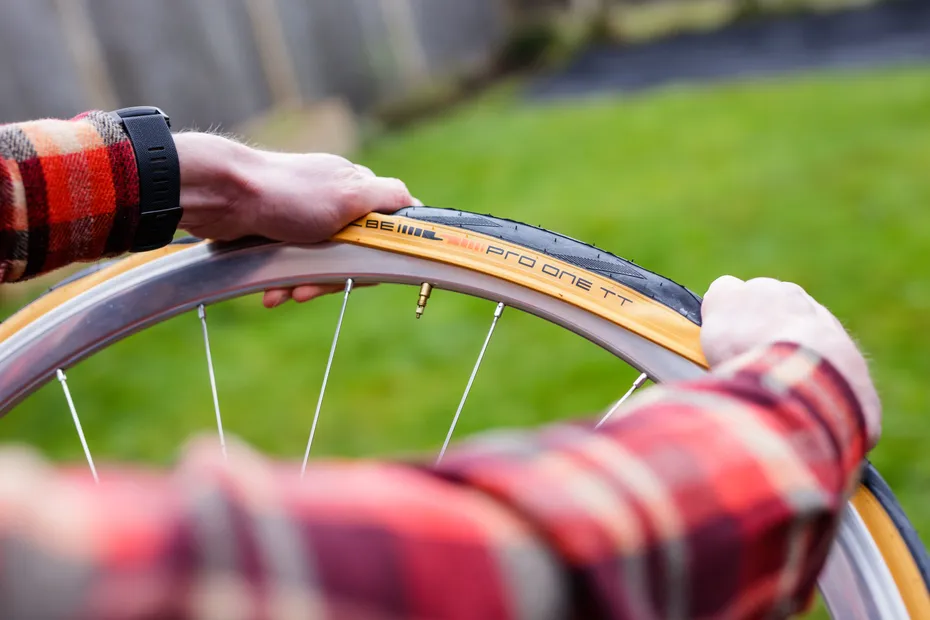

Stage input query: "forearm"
[
  {"left": 0, "top": 115, "right": 256, "bottom": 283},
  {"left": 0, "top": 344, "right": 867, "bottom": 619},
  {"left": 0, "top": 112, "right": 140, "bottom": 282},
  {"left": 0, "top": 440, "right": 568, "bottom": 620},
  {"left": 436, "top": 342, "right": 867, "bottom": 618}
]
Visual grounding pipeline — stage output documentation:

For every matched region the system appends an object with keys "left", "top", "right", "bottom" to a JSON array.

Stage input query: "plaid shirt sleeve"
[
  {"left": 0, "top": 112, "right": 139, "bottom": 282},
  {"left": 0, "top": 342, "right": 867, "bottom": 619}
]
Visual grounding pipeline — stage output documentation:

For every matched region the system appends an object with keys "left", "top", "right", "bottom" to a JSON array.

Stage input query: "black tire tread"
[
  {"left": 397, "top": 207, "right": 703, "bottom": 325},
  {"left": 38, "top": 211, "right": 704, "bottom": 326},
  {"left": 862, "top": 462, "right": 930, "bottom": 590}
]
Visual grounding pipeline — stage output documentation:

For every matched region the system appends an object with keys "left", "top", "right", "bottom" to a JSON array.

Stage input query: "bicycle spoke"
[
  {"left": 596, "top": 373, "right": 648, "bottom": 429},
  {"left": 436, "top": 302, "right": 505, "bottom": 465},
  {"left": 198, "top": 305, "right": 227, "bottom": 459},
  {"left": 56, "top": 369, "right": 99, "bottom": 483},
  {"left": 301, "top": 278, "right": 354, "bottom": 477}
]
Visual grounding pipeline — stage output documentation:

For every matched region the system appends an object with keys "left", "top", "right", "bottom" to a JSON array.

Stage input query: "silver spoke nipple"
[
  {"left": 56, "top": 369, "right": 99, "bottom": 484},
  {"left": 416, "top": 283, "right": 433, "bottom": 319}
]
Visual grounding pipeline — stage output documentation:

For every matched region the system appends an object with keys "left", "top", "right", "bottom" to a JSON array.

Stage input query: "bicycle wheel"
[{"left": 0, "top": 207, "right": 925, "bottom": 619}]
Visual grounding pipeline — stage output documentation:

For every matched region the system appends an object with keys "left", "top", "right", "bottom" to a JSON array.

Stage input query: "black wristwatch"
[{"left": 112, "top": 106, "right": 182, "bottom": 252}]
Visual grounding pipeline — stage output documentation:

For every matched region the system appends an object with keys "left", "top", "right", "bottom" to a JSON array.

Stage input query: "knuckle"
[
  {"left": 783, "top": 281, "right": 810, "bottom": 298},
  {"left": 333, "top": 181, "right": 365, "bottom": 207},
  {"left": 745, "top": 277, "right": 781, "bottom": 289},
  {"left": 703, "top": 275, "right": 742, "bottom": 307},
  {"left": 332, "top": 164, "right": 364, "bottom": 184},
  {"left": 386, "top": 179, "right": 412, "bottom": 206},
  {"left": 705, "top": 275, "right": 742, "bottom": 297},
  {"left": 325, "top": 153, "right": 353, "bottom": 168}
]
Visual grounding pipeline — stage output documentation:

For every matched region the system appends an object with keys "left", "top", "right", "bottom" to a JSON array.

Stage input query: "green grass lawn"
[{"left": 1, "top": 67, "right": 929, "bottom": 611}]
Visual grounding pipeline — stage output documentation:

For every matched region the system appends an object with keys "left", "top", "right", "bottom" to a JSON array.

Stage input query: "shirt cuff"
[{"left": 711, "top": 341, "right": 868, "bottom": 490}]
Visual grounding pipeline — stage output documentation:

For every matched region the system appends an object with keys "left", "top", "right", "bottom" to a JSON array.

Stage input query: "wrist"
[
  {"left": 773, "top": 328, "right": 881, "bottom": 448},
  {"left": 176, "top": 133, "right": 263, "bottom": 238},
  {"left": 112, "top": 107, "right": 182, "bottom": 252},
  {"left": 718, "top": 338, "right": 877, "bottom": 450},
  {"left": 716, "top": 342, "right": 870, "bottom": 473}
]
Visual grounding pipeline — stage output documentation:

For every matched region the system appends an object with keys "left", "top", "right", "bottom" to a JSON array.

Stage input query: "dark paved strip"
[{"left": 528, "top": 0, "right": 930, "bottom": 100}]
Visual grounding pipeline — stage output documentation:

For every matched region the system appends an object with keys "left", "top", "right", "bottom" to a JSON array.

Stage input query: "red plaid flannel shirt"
[
  {"left": 0, "top": 111, "right": 138, "bottom": 282},
  {"left": 0, "top": 116, "right": 867, "bottom": 619}
]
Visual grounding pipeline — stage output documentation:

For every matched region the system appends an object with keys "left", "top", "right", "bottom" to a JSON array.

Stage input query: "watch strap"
[{"left": 115, "top": 107, "right": 182, "bottom": 252}]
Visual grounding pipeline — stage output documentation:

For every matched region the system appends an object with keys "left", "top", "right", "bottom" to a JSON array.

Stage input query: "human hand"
[
  {"left": 701, "top": 276, "right": 880, "bottom": 447},
  {"left": 174, "top": 132, "right": 418, "bottom": 307}
]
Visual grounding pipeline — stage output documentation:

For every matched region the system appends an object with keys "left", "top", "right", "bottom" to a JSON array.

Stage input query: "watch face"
[{"left": 116, "top": 106, "right": 169, "bottom": 122}]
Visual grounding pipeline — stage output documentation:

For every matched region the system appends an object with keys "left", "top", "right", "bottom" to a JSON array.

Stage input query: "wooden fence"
[{"left": 0, "top": 0, "right": 506, "bottom": 129}]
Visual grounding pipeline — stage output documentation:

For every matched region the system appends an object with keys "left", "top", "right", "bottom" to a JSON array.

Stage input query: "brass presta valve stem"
[{"left": 416, "top": 283, "right": 433, "bottom": 319}]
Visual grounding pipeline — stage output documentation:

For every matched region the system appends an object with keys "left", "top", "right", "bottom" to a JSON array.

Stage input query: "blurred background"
[{"left": 1, "top": 1, "right": 929, "bottom": 613}]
